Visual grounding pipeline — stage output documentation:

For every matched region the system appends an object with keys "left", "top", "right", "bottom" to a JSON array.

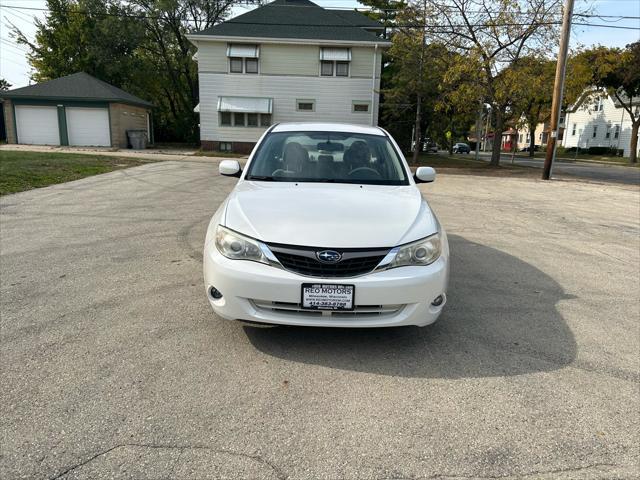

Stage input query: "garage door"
[
  {"left": 66, "top": 107, "right": 111, "bottom": 146},
  {"left": 15, "top": 105, "right": 60, "bottom": 145}
]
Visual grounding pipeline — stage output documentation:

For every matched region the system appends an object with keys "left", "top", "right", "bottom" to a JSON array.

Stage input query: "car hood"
[{"left": 223, "top": 181, "right": 438, "bottom": 248}]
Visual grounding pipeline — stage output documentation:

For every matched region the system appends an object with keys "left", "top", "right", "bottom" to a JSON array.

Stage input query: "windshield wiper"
[{"left": 246, "top": 175, "right": 277, "bottom": 181}]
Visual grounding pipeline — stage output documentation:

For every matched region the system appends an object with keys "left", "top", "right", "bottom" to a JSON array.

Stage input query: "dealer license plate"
[{"left": 301, "top": 283, "right": 355, "bottom": 311}]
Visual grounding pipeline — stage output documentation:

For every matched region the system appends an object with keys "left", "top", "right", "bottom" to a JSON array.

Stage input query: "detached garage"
[{"left": 1, "top": 72, "right": 153, "bottom": 148}]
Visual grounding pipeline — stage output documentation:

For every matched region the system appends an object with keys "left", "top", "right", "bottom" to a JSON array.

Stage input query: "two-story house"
[
  {"left": 187, "top": 0, "right": 389, "bottom": 153},
  {"left": 561, "top": 89, "right": 640, "bottom": 158}
]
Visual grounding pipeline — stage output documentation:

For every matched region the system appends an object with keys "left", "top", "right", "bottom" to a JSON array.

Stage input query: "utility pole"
[
  {"left": 542, "top": 0, "right": 574, "bottom": 180},
  {"left": 412, "top": 0, "right": 427, "bottom": 164},
  {"left": 475, "top": 98, "right": 482, "bottom": 161}
]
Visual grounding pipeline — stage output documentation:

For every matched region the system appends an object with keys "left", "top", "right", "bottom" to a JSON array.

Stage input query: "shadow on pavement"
[{"left": 242, "top": 235, "right": 577, "bottom": 378}]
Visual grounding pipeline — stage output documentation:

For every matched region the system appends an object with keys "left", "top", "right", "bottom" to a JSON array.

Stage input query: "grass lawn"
[
  {"left": 0, "top": 151, "right": 155, "bottom": 195},
  {"left": 408, "top": 153, "right": 537, "bottom": 177},
  {"left": 525, "top": 151, "right": 638, "bottom": 166}
]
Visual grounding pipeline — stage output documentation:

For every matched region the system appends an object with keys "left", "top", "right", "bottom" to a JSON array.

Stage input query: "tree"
[
  {"left": 0, "top": 78, "right": 11, "bottom": 91},
  {"left": 577, "top": 43, "right": 640, "bottom": 163},
  {"left": 12, "top": 0, "right": 247, "bottom": 142},
  {"left": 421, "top": 0, "right": 563, "bottom": 165}
]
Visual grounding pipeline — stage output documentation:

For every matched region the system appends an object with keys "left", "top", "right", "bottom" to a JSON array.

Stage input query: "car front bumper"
[{"left": 203, "top": 235, "right": 449, "bottom": 328}]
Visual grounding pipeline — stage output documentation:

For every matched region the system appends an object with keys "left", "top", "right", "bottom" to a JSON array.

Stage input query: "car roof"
[{"left": 271, "top": 122, "right": 386, "bottom": 136}]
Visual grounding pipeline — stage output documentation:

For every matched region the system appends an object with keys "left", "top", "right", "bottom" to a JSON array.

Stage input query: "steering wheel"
[
  {"left": 348, "top": 167, "right": 381, "bottom": 178},
  {"left": 271, "top": 169, "right": 294, "bottom": 177}
]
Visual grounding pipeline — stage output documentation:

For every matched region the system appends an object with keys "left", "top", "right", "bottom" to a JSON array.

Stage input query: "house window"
[
  {"left": 220, "top": 112, "right": 232, "bottom": 126},
  {"left": 614, "top": 125, "right": 620, "bottom": 139},
  {"left": 232, "top": 112, "right": 245, "bottom": 126},
  {"left": 296, "top": 99, "right": 315, "bottom": 111},
  {"left": 225, "top": 112, "right": 270, "bottom": 127},
  {"left": 336, "top": 61, "right": 349, "bottom": 77},
  {"left": 247, "top": 113, "right": 259, "bottom": 126},
  {"left": 230, "top": 57, "right": 243, "bottom": 73},
  {"left": 592, "top": 125, "right": 598, "bottom": 138},
  {"left": 605, "top": 124, "right": 611, "bottom": 139},
  {"left": 518, "top": 133, "right": 523, "bottom": 143},
  {"left": 220, "top": 142, "right": 232, "bottom": 152},
  {"left": 320, "top": 61, "right": 334, "bottom": 76},
  {"left": 526, "top": 133, "right": 530, "bottom": 143},
  {"left": 538, "top": 132, "right": 542, "bottom": 140},
  {"left": 227, "top": 44, "right": 259, "bottom": 74},
  {"left": 571, "top": 123, "right": 576, "bottom": 136},
  {"left": 217, "top": 96, "right": 272, "bottom": 128},
  {"left": 319, "top": 48, "right": 351, "bottom": 77},
  {"left": 245, "top": 58, "right": 259, "bottom": 74},
  {"left": 352, "top": 101, "right": 370, "bottom": 113}
]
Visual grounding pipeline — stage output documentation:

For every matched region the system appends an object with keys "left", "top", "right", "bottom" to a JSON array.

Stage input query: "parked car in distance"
[
  {"left": 204, "top": 123, "right": 450, "bottom": 328},
  {"left": 453, "top": 142, "right": 471, "bottom": 154},
  {"left": 520, "top": 145, "right": 540, "bottom": 152},
  {"left": 423, "top": 141, "right": 438, "bottom": 153}
]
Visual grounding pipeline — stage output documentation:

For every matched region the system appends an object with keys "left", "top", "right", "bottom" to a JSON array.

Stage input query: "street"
[
  {"left": 1, "top": 161, "right": 639, "bottom": 479},
  {"left": 473, "top": 151, "right": 640, "bottom": 185}
]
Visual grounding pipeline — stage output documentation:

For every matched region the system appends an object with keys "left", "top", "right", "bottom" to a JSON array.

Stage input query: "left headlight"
[
  {"left": 386, "top": 233, "right": 441, "bottom": 268},
  {"left": 215, "top": 225, "right": 270, "bottom": 264}
]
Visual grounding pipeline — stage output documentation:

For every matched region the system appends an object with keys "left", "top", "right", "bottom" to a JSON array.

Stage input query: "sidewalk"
[{"left": 0, "top": 144, "right": 234, "bottom": 163}]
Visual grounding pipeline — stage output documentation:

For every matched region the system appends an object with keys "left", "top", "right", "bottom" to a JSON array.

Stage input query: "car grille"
[
  {"left": 267, "top": 244, "right": 390, "bottom": 278},
  {"left": 251, "top": 300, "right": 404, "bottom": 318}
]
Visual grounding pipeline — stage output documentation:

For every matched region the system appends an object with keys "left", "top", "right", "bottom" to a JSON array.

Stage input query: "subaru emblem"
[{"left": 316, "top": 250, "right": 342, "bottom": 263}]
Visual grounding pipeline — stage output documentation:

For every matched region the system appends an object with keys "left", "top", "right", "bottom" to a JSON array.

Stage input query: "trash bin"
[{"left": 127, "top": 129, "right": 147, "bottom": 150}]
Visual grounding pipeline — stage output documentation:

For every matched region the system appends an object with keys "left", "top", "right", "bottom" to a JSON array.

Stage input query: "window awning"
[
  {"left": 227, "top": 44, "right": 259, "bottom": 58},
  {"left": 217, "top": 96, "right": 272, "bottom": 114},
  {"left": 320, "top": 47, "right": 351, "bottom": 61}
]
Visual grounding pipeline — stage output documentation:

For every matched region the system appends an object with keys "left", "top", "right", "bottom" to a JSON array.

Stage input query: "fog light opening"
[
  {"left": 209, "top": 286, "right": 223, "bottom": 300},
  {"left": 431, "top": 295, "right": 444, "bottom": 307}
]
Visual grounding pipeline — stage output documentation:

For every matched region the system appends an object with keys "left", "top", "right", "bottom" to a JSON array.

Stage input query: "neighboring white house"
[
  {"left": 561, "top": 89, "right": 640, "bottom": 158},
  {"left": 187, "top": 0, "right": 389, "bottom": 153}
]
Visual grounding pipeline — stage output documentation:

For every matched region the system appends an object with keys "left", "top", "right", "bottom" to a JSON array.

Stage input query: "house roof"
[
  {"left": 328, "top": 10, "right": 384, "bottom": 30},
  {"left": 191, "top": 0, "right": 387, "bottom": 44},
  {"left": 0, "top": 72, "right": 153, "bottom": 107}
]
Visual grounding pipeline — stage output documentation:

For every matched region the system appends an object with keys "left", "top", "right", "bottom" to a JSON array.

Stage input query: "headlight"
[
  {"left": 387, "top": 233, "right": 441, "bottom": 268},
  {"left": 215, "top": 225, "right": 270, "bottom": 264}
]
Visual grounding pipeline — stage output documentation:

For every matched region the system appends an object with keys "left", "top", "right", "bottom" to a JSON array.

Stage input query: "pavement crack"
[{"left": 47, "top": 443, "right": 286, "bottom": 480}]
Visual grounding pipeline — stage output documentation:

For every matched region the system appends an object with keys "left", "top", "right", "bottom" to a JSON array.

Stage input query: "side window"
[{"left": 592, "top": 125, "right": 598, "bottom": 138}]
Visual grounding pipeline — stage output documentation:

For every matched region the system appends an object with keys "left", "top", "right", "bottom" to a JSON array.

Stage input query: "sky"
[{"left": 1, "top": 0, "right": 639, "bottom": 88}]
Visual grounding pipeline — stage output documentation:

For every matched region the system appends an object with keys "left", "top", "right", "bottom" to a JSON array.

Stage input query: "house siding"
[
  {"left": 260, "top": 44, "right": 320, "bottom": 76},
  {"left": 198, "top": 72, "right": 380, "bottom": 144},
  {"left": 196, "top": 41, "right": 228, "bottom": 73},
  {"left": 562, "top": 94, "right": 639, "bottom": 157}
]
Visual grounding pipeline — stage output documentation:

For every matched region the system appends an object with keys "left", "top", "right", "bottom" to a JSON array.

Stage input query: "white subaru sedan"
[{"left": 203, "top": 123, "right": 449, "bottom": 327}]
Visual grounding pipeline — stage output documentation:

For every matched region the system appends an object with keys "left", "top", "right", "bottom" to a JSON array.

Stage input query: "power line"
[{"left": 0, "top": 3, "right": 637, "bottom": 30}]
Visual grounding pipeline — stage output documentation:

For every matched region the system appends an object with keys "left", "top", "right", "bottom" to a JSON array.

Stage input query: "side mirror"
[
  {"left": 414, "top": 166, "right": 436, "bottom": 183},
  {"left": 219, "top": 160, "right": 242, "bottom": 178}
]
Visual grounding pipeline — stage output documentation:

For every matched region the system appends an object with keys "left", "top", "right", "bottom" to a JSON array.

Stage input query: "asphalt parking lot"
[{"left": 1, "top": 160, "right": 638, "bottom": 479}]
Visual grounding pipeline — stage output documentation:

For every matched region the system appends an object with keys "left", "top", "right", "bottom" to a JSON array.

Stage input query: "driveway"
[
  {"left": 473, "top": 151, "right": 640, "bottom": 185},
  {"left": 1, "top": 162, "right": 638, "bottom": 479}
]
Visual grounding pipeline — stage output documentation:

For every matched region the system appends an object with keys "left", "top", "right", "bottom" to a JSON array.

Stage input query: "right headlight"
[
  {"left": 386, "top": 233, "right": 441, "bottom": 269},
  {"left": 215, "top": 225, "right": 271, "bottom": 264}
]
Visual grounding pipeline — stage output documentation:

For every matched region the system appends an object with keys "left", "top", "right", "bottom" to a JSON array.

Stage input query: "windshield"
[{"left": 244, "top": 131, "right": 409, "bottom": 185}]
